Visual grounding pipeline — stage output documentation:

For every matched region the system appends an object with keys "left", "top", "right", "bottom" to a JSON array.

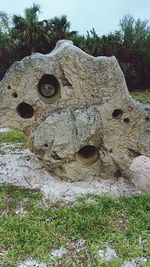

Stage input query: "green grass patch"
[
  {"left": 0, "top": 129, "right": 26, "bottom": 143},
  {"left": 131, "top": 91, "right": 150, "bottom": 105},
  {"left": 1, "top": 185, "right": 150, "bottom": 266}
]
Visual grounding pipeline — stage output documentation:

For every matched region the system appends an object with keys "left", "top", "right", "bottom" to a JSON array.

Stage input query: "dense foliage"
[{"left": 0, "top": 4, "right": 150, "bottom": 91}]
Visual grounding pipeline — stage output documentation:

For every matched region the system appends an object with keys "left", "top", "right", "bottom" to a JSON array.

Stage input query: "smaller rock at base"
[{"left": 129, "top": 156, "right": 150, "bottom": 192}]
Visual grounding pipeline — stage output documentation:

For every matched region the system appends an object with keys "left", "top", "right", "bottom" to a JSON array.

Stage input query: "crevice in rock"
[{"left": 128, "top": 148, "right": 141, "bottom": 158}]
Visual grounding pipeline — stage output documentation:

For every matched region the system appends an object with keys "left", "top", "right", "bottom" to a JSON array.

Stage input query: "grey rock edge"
[
  {"left": 130, "top": 156, "right": 150, "bottom": 192},
  {"left": 0, "top": 40, "right": 149, "bottom": 181}
]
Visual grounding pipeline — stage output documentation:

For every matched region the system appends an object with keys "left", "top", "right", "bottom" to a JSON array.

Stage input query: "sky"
[{"left": 0, "top": 0, "right": 150, "bottom": 36}]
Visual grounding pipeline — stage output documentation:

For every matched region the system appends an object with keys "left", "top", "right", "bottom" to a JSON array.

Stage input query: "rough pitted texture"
[
  {"left": 130, "top": 156, "right": 150, "bottom": 192},
  {"left": 0, "top": 40, "right": 149, "bottom": 181}
]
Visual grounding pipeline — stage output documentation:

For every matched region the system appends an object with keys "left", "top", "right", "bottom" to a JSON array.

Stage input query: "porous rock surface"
[
  {"left": 130, "top": 156, "right": 150, "bottom": 192},
  {"left": 0, "top": 40, "right": 149, "bottom": 181}
]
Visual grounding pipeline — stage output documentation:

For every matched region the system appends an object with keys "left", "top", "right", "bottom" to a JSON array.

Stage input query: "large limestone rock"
[
  {"left": 0, "top": 40, "right": 149, "bottom": 181},
  {"left": 130, "top": 156, "right": 150, "bottom": 192}
]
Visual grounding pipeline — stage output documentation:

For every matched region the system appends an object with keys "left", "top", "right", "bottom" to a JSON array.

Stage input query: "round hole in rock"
[
  {"left": 75, "top": 145, "right": 99, "bottom": 167},
  {"left": 8, "top": 85, "right": 11, "bottom": 89},
  {"left": 112, "top": 109, "right": 123, "bottom": 118},
  {"left": 17, "top": 102, "right": 34, "bottom": 119},
  {"left": 38, "top": 74, "right": 60, "bottom": 103},
  {"left": 124, "top": 118, "right": 130, "bottom": 123},
  {"left": 12, "top": 92, "right": 18, "bottom": 98}
]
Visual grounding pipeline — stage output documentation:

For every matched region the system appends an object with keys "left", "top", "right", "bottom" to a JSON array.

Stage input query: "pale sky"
[{"left": 0, "top": 0, "right": 150, "bottom": 35}]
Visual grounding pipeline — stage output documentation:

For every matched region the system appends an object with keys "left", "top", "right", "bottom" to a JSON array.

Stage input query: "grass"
[
  {"left": 131, "top": 91, "right": 150, "bottom": 105},
  {"left": 0, "top": 129, "right": 26, "bottom": 143},
  {"left": 1, "top": 185, "right": 150, "bottom": 266}
]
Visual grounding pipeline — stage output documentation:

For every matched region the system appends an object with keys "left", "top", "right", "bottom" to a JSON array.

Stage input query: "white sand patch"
[{"left": 0, "top": 128, "right": 11, "bottom": 133}]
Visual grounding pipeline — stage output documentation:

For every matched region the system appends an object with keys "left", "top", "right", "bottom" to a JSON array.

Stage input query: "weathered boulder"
[
  {"left": 130, "top": 156, "right": 150, "bottom": 192},
  {"left": 0, "top": 40, "right": 149, "bottom": 181}
]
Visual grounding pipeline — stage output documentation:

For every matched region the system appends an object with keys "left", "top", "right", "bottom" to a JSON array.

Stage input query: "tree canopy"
[{"left": 0, "top": 5, "right": 150, "bottom": 91}]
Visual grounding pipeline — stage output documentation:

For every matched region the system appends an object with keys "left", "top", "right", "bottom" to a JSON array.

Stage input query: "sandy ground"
[{"left": 0, "top": 142, "right": 140, "bottom": 202}]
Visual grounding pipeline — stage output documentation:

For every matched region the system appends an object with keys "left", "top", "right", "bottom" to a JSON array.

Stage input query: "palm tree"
[
  {"left": 42, "top": 15, "right": 76, "bottom": 52},
  {"left": 45, "top": 15, "right": 72, "bottom": 39},
  {"left": 11, "top": 3, "right": 47, "bottom": 54}
]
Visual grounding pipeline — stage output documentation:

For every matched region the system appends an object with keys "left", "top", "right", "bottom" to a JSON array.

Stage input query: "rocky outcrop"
[{"left": 0, "top": 40, "right": 149, "bottom": 181}]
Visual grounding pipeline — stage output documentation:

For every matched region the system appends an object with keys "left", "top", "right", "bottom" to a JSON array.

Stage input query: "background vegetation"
[{"left": 0, "top": 3, "right": 150, "bottom": 91}]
